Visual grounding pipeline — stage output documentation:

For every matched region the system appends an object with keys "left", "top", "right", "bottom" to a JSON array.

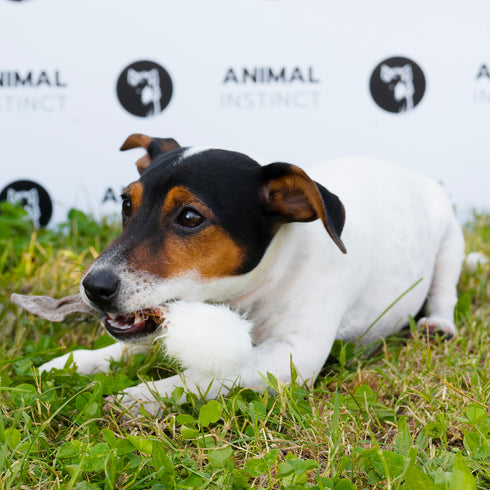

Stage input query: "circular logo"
[
  {"left": 0, "top": 180, "right": 52, "bottom": 227},
  {"left": 116, "top": 60, "right": 173, "bottom": 117},
  {"left": 369, "top": 56, "right": 426, "bottom": 113}
]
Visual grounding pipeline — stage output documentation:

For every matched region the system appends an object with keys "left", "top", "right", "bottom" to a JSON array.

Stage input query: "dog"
[{"left": 37, "top": 133, "right": 465, "bottom": 415}]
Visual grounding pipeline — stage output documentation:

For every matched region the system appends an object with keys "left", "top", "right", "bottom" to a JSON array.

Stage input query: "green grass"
[{"left": 0, "top": 202, "right": 489, "bottom": 489}]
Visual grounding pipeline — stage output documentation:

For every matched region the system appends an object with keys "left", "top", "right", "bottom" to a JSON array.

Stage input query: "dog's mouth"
[{"left": 104, "top": 307, "right": 166, "bottom": 341}]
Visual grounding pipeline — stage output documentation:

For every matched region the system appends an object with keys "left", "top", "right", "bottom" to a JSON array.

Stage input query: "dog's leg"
[
  {"left": 39, "top": 342, "right": 148, "bottom": 374},
  {"left": 115, "top": 335, "right": 334, "bottom": 416},
  {"left": 110, "top": 371, "right": 217, "bottom": 416},
  {"left": 112, "top": 302, "right": 339, "bottom": 416},
  {"left": 417, "top": 217, "right": 465, "bottom": 338}
]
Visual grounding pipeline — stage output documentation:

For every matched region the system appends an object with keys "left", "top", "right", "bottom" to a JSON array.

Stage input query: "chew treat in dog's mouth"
[
  {"left": 10, "top": 293, "right": 166, "bottom": 341},
  {"left": 10, "top": 293, "right": 96, "bottom": 321},
  {"left": 104, "top": 307, "right": 166, "bottom": 340}
]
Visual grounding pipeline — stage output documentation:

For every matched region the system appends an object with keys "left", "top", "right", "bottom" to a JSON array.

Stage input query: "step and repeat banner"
[{"left": 0, "top": 0, "right": 489, "bottom": 226}]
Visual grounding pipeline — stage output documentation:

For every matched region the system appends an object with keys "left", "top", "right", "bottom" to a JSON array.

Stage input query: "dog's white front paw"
[
  {"left": 106, "top": 378, "right": 186, "bottom": 416},
  {"left": 161, "top": 301, "right": 253, "bottom": 378},
  {"left": 417, "top": 317, "right": 457, "bottom": 339},
  {"left": 39, "top": 354, "right": 72, "bottom": 373},
  {"left": 39, "top": 349, "right": 111, "bottom": 374},
  {"left": 106, "top": 386, "right": 159, "bottom": 417}
]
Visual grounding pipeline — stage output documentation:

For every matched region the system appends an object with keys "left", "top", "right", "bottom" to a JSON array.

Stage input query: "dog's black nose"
[{"left": 82, "top": 270, "right": 120, "bottom": 307}]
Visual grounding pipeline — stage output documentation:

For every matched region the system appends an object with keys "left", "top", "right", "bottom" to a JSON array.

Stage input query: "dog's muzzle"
[
  {"left": 82, "top": 270, "right": 120, "bottom": 310},
  {"left": 82, "top": 269, "right": 166, "bottom": 341},
  {"left": 103, "top": 309, "right": 166, "bottom": 341}
]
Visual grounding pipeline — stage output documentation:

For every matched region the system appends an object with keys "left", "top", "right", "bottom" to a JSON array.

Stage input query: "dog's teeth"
[
  {"left": 107, "top": 313, "right": 117, "bottom": 320},
  {"left": 108, "top": 318, "right": 131, "bottom": 330}
]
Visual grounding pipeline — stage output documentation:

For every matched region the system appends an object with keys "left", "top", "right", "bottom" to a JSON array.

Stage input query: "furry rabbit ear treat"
[
  {"left": 10, "top": 293, "right": 97, "bottom": 322},
  {"left": 161, "top": 301, "right": 254, "bottom": 378}
]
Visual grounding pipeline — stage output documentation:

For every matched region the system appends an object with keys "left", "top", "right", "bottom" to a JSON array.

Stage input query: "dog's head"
[{"left": 81, "top": 134, "right": 346, "bottom": 341}]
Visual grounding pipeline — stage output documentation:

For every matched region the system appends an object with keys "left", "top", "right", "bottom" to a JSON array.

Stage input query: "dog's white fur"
[
  {"left": 161, "top": 301, "right": 254, "bottom": 378},
  {"left": 40, "top": 156, "right": 464, "bottom": 415}
]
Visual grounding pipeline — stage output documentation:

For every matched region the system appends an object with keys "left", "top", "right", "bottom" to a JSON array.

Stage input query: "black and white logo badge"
[
  {"left": 370, "top": 57, "right": 426, "bottom": 113},
  {"left": 0, "top": 180, "right": 52, "bottom": 227},
  {"left": 116, "top": 60, "right": 173, "bottom": 117}
]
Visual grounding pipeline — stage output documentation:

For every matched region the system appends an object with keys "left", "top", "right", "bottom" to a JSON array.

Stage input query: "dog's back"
[{"left": 306, "top": 157, "right": 464, "bottom": 342}]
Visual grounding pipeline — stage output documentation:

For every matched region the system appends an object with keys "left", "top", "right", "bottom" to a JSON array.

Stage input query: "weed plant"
[{"left": 0, "top": 202, "right": 489, "bottom": 489}]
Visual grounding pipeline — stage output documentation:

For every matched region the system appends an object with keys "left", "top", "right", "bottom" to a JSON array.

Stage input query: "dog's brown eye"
[
  {"left": 121, "top": 194, "right": 132, "bottom": 218},
  {"left": 177, "top": 208, "right": 204, "bottom": 228}
]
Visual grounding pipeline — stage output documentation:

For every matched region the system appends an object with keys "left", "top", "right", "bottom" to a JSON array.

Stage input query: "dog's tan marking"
[
  {"left": 264, "top": 167, "right": 325, "bottom": 223},
  {"left": 161, "top": 186, "right": 203, "bottom": 215},
  {"left": 164, "top": 226, "right": 245, "bottom": 278},
  {"left": 120, "top": 134, "right": 153, "bottom": 152},
  {"left": 263, "top": 165, "right": 346, "bottom": 253},
  {"left": 125, "top": 182, "right": 144, "bottom": 212},
  {"left": 129, "top": 186, "right": 245, "bottom": 279},
  {"left": 120, "top": 133, "right": 181, "bottom": 175}
]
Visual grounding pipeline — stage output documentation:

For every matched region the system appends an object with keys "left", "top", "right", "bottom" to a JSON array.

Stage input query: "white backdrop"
[{"left": 0, "top": 0, "right": 488, "bottom": 225}]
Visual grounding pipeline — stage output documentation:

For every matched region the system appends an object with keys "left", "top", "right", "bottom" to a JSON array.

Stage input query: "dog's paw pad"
[{"left": 417, "top": 317, "right": 456, "bottom": 340}]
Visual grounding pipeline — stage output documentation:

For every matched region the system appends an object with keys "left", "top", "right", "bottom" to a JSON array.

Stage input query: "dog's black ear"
[
  {"left": 120, "top": 133, "right": 180, "bottom": 175},
  {"left": 261, "top": 162, "right": 346, "bottom": 253}
]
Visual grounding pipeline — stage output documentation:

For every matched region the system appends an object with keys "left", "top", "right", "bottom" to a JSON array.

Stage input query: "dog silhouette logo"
[
  {"left": 116, "top": 60, "right": 173, "bottom": 118},
  {"left": 0, "top": 180, "right": 52, "bottom": 227},
  {"left": 369, "top": 56, "right": 426, "bottom": 113}
]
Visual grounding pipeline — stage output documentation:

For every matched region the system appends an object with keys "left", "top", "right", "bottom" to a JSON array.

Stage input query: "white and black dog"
[{"left": 33, "top": 134, "right": 464, "bottom": 414}]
